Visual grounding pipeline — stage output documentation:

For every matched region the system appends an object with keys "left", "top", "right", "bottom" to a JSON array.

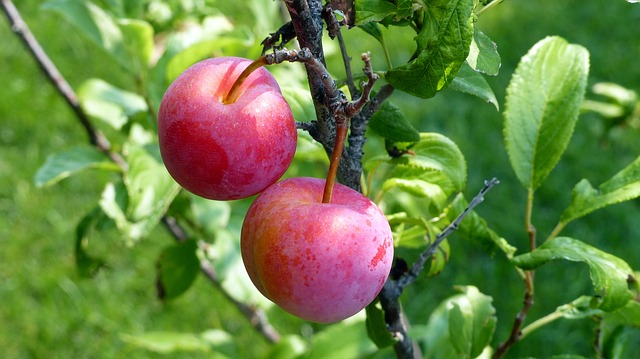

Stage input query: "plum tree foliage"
[{"left": 3, "top": 0, "right": 640, "bottom": 358}]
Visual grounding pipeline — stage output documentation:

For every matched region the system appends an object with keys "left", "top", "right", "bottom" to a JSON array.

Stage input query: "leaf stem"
[{"left": 519, "top": 310, "right": 564, "bottom": 340}]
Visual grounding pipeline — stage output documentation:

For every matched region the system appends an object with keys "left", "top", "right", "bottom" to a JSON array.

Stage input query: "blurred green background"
[{"left": 1, "top": 0, "right": 639, "bottom": 358}]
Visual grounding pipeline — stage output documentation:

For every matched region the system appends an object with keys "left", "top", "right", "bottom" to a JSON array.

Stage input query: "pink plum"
[
  {"left": 158, "top": 57, "right": 297, "bottom": 200},
  {"left": 241, "top": 177, "right": 394, "bottom": 323}
]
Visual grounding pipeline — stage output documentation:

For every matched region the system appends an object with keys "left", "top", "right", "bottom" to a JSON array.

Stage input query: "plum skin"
[
  {"left": 158, "top": 57, "right": 297, "bottom": 200},
  {"left": 241, "top": 177, "right": 394, "bottom": 323}
]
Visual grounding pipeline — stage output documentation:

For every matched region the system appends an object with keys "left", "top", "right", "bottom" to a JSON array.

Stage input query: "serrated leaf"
[
  {"left": 365, "top": 302, "right": 396, "bottom": 348},
  {"left": 385, "top": 0, "right": 474, "bottom": 98},
  {"left": 448, "top": 286, "right": 497, "bottom": 358},
  {"left": 156, "top": 240, "right": 200, "bottom": 300},
  {"left": 78, "top": 78, "right": 148, "bottom": 130},
  {"left": 560, "top": 155, "right": 640, "bottom": 225},
  {"left": 449, "top": 62, "right": 499, "bottom": 110},
  {"left": 504, "top": 36, "right": 590, "bottom": 190},
  {"left": 512, "top": 237, "right": 634, "bottom": 311},
  {"left": 467, "top": 29, "right": 500, "bottom": 76},
  {"left": 447, "top": 194, "right": 517, "bottom": 258},
  {"left": 34, "top": 146, "right": 119, "bottom": 187},
  {"left": 354, "top": 0, "right": 412, "bottom": 25},
  {"left": 369, "top": 101, "right": 421, "bottom": 143}
]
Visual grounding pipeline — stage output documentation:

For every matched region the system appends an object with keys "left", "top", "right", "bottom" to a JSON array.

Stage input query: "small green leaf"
[
  {"left": 512, "top": 237, "right": 634, "bottom": 311},
  {"left": 555, "top": 296, "right": 605, "bottom": 320},
  {"left": 365, "top": 302, "right": 396, "bottom": 348},
  {"left": 448, "top": 286, "right": 497, "bottom": 358},
  {"left": 447, "top": 194, "right": 517, "bottom": 258},
  {"left": 601, "top": 301, "right": 640, "bottom": 355},
  {"left": 34, "top": 145, "right": 119, "bottom": 187},
  {"left": 504, "top": 36, "right": 590, "bottom": 190},
  {"left": 78, "top": 78, "right": 148, "bottom": 130},
  {"left": 560, "top": 155, "right": 640, "bottom": 225},
  {"left": 369, "top": 101, "right": 421, "bottom": 143},
  {"left": 75, "top": 207, "right": 107, "bottom": 277},
  {"left": 385, "top": 0, "right": 475, "bottom": 98},
  {"left": 449, "top": 62, "right": 499, "bottom": 110},
  {"left": 156, "top": 240, "right": 200, "bottom": 300},
  {"left": 467, "top": 29, "right": 500, "bottom": 76}
]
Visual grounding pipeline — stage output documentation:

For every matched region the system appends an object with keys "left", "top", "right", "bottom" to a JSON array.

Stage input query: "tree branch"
[{"left": 1, "top": 0, "right": 281, "bottom": 344}]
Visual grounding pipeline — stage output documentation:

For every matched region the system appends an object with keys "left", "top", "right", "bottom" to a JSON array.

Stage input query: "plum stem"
[
  {"left": 223, "top": 48, "right": 314, "bottom": 105},
  {"left": 222, "top": 57, "right": 268, "bottom": 105},
  {"left": 322, "top": 120, "right": 349, "bottom": 203}
]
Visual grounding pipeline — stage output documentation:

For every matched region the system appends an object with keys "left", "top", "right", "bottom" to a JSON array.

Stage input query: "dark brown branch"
[
  {"left": 0, "top": 0, "right": 126, "bottom": 170},
  {"left": 493, "top": 271, "right": 535, "bottom": 358},
  {"left": 1, "top": 0, "right": 281, "bottom": 344}
]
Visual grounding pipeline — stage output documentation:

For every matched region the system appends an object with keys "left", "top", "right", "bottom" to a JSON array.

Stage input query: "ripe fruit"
[
  {"left": 158, "top": 57, "right": 297, "bottom": 200},
  {"left": 241, "top": 177, "right": 394, "bottom": 323}
]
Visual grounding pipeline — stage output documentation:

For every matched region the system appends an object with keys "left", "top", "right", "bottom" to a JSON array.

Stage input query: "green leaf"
[
  {"left": 354, "top": 0, "right": 413, "bottom": 25},
  {"left": 447, "top": 194, "right": 517, "bottom": 258},
  {"left": 560, "top": 155, "right": 640, "bottom": 225},
  {"left": 262, "top": 335, "right": 307, "bottom": 359},
  {"left": 607, "top": 327, "right": 640, "bottom": 359},
  {"left": 358, "top": 22, "right": 384, "bottom": 43},
  {"left": 34, "top": 145, "right": 119, "bottom": 187},
  {"left": 365, "top": 302, "right": 396, "bottom": 348},
  {"left": 99, "top": 131, "right": 180, "bottom": 243},
  {"left": 382, "top": 133, "right": 467, "bottom": 204},
  {"left": 385, "top": 0, "right": 475, "bottom": 98},
  {"left": 156, "top": 240, "right": 200, "bottom": 300},
  {"left": 419, "top": 286, "right": 495, "bottom": 359},
  {"left": 467, "top": 29, "right": 500, "bottom": 76},
  {"left": 555, "top": 296, "right": 605, "bottom": 320},
  {"left": 75, "top": 207, "right": 107, "bottom": 277},
  {"left": 449, "top": 62, "right": 499, "bottom": 110},
  {"left": 78, "top": 78, "right": 148, "bottom": 130},
  {"left": 448, "top": 286, "right": 497, "bottom": 358},
  {"left": 120, "top": 329, "right": 234, "bottom": 356},
  {"left": 42, "top": 0, "right": 130, "bottom": 70},
  {"left": 512, "top": 237, "right": 634, "bottom": 311},
  {"left": 305, "top": 317, "right": 377, "bottom": 359},
  {"left": 369, "top": 101, "right": 421, "bottom": 143},
  {"left": 504, "top": 36, "right": 590, "bottom": 190},
  {"left": 118, "top": 19, "right": 155, "bottom": 69}
]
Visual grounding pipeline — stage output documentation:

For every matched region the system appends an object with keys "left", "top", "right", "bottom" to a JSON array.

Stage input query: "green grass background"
[{"left": 1, "top": 0, "right": 639, "bottom": 358}]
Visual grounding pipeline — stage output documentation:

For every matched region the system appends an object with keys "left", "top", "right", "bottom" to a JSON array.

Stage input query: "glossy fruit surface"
[
  {"left": 158, "top": 57, "right": 297, "bottom": 200},
  {"left": 241, "top": 177, "right": 394, "bottom": 323}
]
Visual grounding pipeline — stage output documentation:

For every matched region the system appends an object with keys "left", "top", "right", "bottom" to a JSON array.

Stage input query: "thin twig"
[
  {"left": 397, "top": 178, "right": 501, "bottom": 290},
  {"left": 493, "top": 187, "right": 537, "bottom": 358},
  {"left": 382, "top": 178, "right": 500, "bottom": 359},
  {"left": 1, "top": 0, "right": 281, "bottom": 344}
]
